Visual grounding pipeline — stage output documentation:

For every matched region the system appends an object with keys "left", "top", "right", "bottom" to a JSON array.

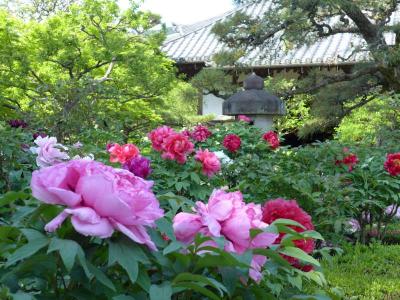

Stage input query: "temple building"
[{"left": 162, "top": 0, "right": 399, "bottom": 118}]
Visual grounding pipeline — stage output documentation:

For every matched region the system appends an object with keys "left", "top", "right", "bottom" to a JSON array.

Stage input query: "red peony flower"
[
  {"left": 262, "top": 198, "right": 315, "bottom": 271},
  {"left": 161, "top": 133, "right": 194, "bottom": 164},
  {"left": 191, "top": 125, "right": 212, "bottom": 142},
  {"left": 195, "top": 149, "right": 221, "bottom": 177},
  {"left": 223, "top": 134, "right": 241, "bottom": 153},
  {"left": 262, "top": 131, "right": 280, "bottom": 149},
  {"left": 108, "top": 143, "right": 140, "bottom": 164},
  {"left": 336, "top": 153, "right": 358, "bottom": 172},
  {"left": 148, "top": 126, "right": 175, "bottom": 152},
  {"left": 384, "top": 153, "right": 400, "bottom": 176}
]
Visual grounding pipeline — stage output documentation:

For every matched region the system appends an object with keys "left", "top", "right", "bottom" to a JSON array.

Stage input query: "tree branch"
[
  {"left": 77, "top": 60, "right": 114, "bottom": 79},
  {"left": 280, "top": 66, "right": 379, "bottom": 98},
  {"left": 96, "top": 58, "right": 116, "bottom": 82}
]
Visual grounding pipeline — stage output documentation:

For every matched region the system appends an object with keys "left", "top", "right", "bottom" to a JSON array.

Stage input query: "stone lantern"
[{"left": 223, "top": 73, "right": 286, "bottom": 130}]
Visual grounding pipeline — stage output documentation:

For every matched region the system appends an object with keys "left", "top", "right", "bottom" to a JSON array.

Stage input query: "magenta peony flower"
[
  {"left": 30, "top": 136, "right": 69, "bottom": 168},
  {"left": 262, "top": 131, "right": 280, "bottom": 150},
  {"left": 195, "top": 149, "right": 221, "bottom": 177},
  {"left": 123, "top": 155, "right": 152, "bottom": 179},
  {"left": 31, "top": 160, "right": 163, "bottom": 250},
  {"left": 108, "top": 143, "right": 140, "bottom": 164},
  {"left": 191, "top": 125, "right": 212, "bottom": 142},
  {"left": 223, "top": 134, "right": 241, "bottom": 153},
  {"left": 262, "top": 199, "right": 315, "bottom": 271},
  {"left": 173, "top": 189, "right": 278, "bottom": 282},
  {"left": 106, "top": 143, "right": 114, "bottom": 151},
  {"left": 161, "top": 133, "right": 194, "bottom": 164},
  {"left": 33, "top": 132, "right": 47, "bottom": 140},
  {"left": 238, "top": 115, "right": 252, "bottom": 123},
  {"left": 148, "top": 126, "right": 175, "bottom": 152},
  {"left": 8, "top": 119, "right": 27, "bottom": 128},
  {"left": 181, "top": 129, "right": 191, "bottom": 138}
]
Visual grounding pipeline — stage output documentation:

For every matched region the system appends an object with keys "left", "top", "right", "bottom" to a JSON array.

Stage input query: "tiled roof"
[{"left": 162, "top": 0, "right": 399, "bottom": 67}]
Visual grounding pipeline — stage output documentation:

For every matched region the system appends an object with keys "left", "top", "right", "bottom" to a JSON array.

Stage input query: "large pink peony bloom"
[
  {"left": 148, "top": 126, "right": 175, "bottom": 152},
  {"left": 30, "top": 136, "right": 69, "bottom": 168},
  {"left": 31, "top": 160, "right": 163, "bottom": 250},
  {"left": 195, "top": 149, "right": 221, "bottom": 177},
  {"left": 108, "top": 143, "right": 140, "bottom": 164},
  {"left": 191, "top": 125, "right": 212, "bottom": 142},
  {"left": 173, "top": 189, "right": 278, "bottom": 282},
  {"left": 161, "top": 133, "right": 194, "bottom": 164}
]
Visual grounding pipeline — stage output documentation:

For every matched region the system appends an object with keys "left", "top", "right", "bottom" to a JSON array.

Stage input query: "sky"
[{"left": 120, "top": 0, "right": 234, "bottom": 25}]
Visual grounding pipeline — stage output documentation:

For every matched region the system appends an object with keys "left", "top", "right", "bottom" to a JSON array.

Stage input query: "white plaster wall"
[{"left": 202, "top": 94, "right": 224, "bottom": 116}]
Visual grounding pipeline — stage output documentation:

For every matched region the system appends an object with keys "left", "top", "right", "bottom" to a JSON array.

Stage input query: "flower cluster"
[
  {"left": 195, "top": 149, "right": 221, "bottom": 177},
  {"left": 31, "top": 159, "right": 163, "bottom": 250},
  {"left": 223, "top": 134, "right": 241, "bottom": 153},
  {"left": 149, "top": 126, "right": 194, "bottom": 164},
  {"left": 30, "top": 136, "right": 70, "bottom": 168},
  {"left": 173, "top": 189, "right": 279, "bottom": 282},
  {"left": 263, "top": 131, "right": 280, "bottom": 149},
  {"left": 262, "top": 199, "right": 315, "bottom": 271},
  {"left": 191, "top": 125, "right": 212, "bottom": 142},
  {"left": 384, "top": 153, "right": 400, "bottom": 176},
  {"left": 108, "top": 143, "right": 139, "bottom": 163}
]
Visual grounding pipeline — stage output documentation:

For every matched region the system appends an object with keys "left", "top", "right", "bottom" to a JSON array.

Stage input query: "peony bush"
[{"left": 1, "top": 118, "right": 399, "bottom": 299}]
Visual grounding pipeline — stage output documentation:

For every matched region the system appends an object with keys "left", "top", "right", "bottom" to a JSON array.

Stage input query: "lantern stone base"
[{"left": 252, "top": 115, "right": 274, "bottom": 131}]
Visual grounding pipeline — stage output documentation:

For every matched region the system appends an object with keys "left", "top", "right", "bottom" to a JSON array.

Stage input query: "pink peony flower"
[
  {"left": 148, "top": 126, "right": 175, "bottom": 152},
  {"left": 262, "top": 199, "right": 315, "bottom": 271},
  {"left": 262, "top": 131, "right": 280, "bottom": 150},
  {"left": 123, "top": 155, "right": 152, "bottom": 179},
  {"left": 238, "top": 115, "right": 252, "bottom": 123},
  {"left": 223, "top": 134, "right": 241, "bottom": 153},
  {"left": 181, "top": 129, "right": 191, "bottom": 138},
  {"left": 31, "top": 160, "right": 163, "bottom": 250},
  {"left": 173, "top": 189, "right": 278, "bottom": 282},
  {"left": 195, "top": 149, "right": 221, "bottom": 177},
  {"left": 108, "top": 143, "right": 139, "bottom": 164},
  {"left": 30, "top": 136, "right": 69, "bottom": 168},
  {"left": 106, "top": 143, "right": 114, "bottom": 151},
  {"left": 161, "top": 133, "right": 194, "bottom": 164},
  {"left": 191, "top": 125, "right": 212, "bottom": 142},
  {"left": 384, "top": 153, "right": 400, "bottom": 176}
]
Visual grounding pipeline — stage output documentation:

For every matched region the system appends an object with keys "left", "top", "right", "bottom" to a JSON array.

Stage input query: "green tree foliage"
[
  {"left": 335, "top": 93, "right": 400, "bottom": 145},
  {"left": 212, "top": 0, "right": 400, "bottom": 134},
  {"left": 0, "top": 0, "right": 196, "bottom": 141}
]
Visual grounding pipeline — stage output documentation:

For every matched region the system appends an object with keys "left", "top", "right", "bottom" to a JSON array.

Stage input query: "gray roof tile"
[{"left": 162, "top": 0, "right": 399, "bottom": 67}]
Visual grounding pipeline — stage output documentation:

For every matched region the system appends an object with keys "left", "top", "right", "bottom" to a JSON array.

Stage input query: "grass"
[{"left": 322, "top": 243, "right": 400, "bottom": 300}]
